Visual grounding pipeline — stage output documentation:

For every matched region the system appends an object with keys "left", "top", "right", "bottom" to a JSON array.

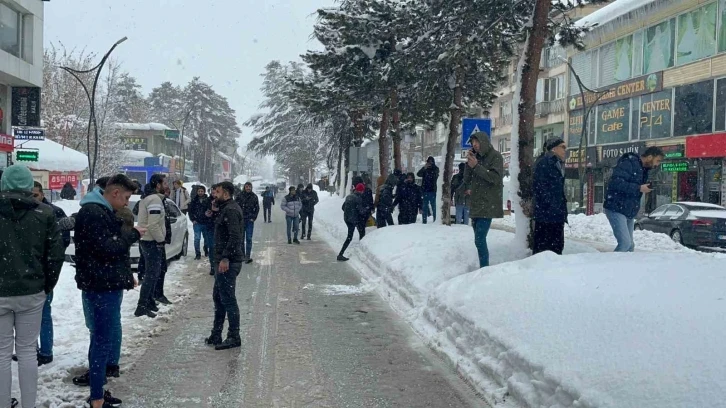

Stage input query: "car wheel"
[
  {"left": 634, "top": 223, "right": 642, "bottom": 231},
  {"left": 670, "top": 229, "right": 683, "bottom": 245},
  {"left": 180, "top": 233, "right": 189, "bottom": 258}
]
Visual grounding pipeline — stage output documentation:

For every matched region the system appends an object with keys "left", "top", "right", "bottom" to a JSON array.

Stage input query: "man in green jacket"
[
  {"left": 0, "top": 165, "right": 64, "bottom": 408},
  {"left": 463, "top": 132, "right": 504, "bottom": 268}
]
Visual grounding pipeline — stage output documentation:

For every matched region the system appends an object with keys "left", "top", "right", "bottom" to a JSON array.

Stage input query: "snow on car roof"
[{"left": 676, "top": 202, "right": 725, "bottom": 209}]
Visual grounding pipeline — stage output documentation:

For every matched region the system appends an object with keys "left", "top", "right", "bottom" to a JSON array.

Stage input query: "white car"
[{"left": 65, "top": 195, "right": 189, "bottom": 269}]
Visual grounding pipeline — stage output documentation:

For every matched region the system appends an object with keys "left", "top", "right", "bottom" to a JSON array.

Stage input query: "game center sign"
[{"left": 568, "top": 72, "right": 663, "bottom": 111}]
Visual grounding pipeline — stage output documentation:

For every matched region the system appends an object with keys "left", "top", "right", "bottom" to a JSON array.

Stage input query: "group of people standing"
[{"left": 280, "top": 184, "right": 319, "bottom": 244}]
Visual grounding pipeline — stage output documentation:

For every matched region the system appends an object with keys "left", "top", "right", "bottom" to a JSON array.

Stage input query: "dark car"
[{"left": 635, "top": 202, "right": 726, "bottom": 247}]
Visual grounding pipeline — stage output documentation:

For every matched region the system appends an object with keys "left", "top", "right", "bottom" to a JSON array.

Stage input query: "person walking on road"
[
  {"left": 172, "top": 180, "right": 190, "bottom": 215},
  {"left": 281, "top": 186, "right": 303, "bottom": 244},
  {"left": 60, "top": 181, "right": 76, "bottom": 200},
  {"left": 135, "top": 174, "right": 168, "bottom": 318},
  {"left": 376, "top": 175, "right": 397, "bottom": 228},
  {"left": 0, "top": 165, "right": 64, "bottom": 408},
  {"left": 451, "top": 163, "right": 470, "bottom": 225},
  {"left": 205, "top": 182, "right": 244, "bottom": 351},
  {"left": 533, "top": 138, "right": 568, "bottom": 255},
  {"left": 417, "top": 156, "right": 440, "bottom": 224},
  {"left": 604, "top": 147, "right": 664, "bottom": 252},
  {"left": 262, "top": 186, "right": 275, "bottom": 223},
  {"left": 338, "top": 183, "right": 367, "bottom": 261},
  {"left": 463, "top": 132, "right": 504, "bottom": 268},
  {"left": 73, "top": 174, "right": 144, "bottom": 408},
  {"left": 393, "top": 173, "right": 422, "bottom": 225},
  {"left": 299, "top": 183, "right": 319, "bottom": 240},
  {"left": 189, "top": 186, "right": 213, "bottom": 260},
  {"left": 235, "top": 182, "right": 259, "bottom": 263}
]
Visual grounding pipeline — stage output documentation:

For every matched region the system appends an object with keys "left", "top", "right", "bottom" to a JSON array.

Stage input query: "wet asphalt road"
[{"left": 112, "top": 213, "right": 484, "bottom": 408}]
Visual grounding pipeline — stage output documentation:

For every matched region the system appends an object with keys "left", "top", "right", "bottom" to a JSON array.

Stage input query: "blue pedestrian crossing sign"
[{"left": 461, "top": 118, "right": 492, "bottom": 149}]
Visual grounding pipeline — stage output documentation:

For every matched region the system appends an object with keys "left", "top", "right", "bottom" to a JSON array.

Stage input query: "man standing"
[
  {"left": 533, "top": 139, "right": 568, "bottom": 255},
  {"left": 0, "top": 165, "right": 64, "bottom": 408},
  {"left": 135, "top": 174, "right": 168, "bottom": 318},
  {"left": 189, "top": 186, "right": 213, "bottom": 260},
  {"left": 74, "top": 174, "right": 144, "bottom": 408},
  {"left": 393, "top": 173, "right": 422, "bottom": 225},
  {"left": 235, "top": 182, "right": 259, "bottom": 263},
  {"left": 376, "top": 175, "right": 397, "bottom": 228},
  {"left": 604, "top": 147, "right": 664, "bottom": 252},
  {"left": 299, "top": 183, "right": 319, "bottom": 240},
  {"left": 417, "top": 156, "right": 440, "bottom": 224},
  {"left": 172, "top": 180, "right": 190, "bottom": 214},
  {"left": 261, "top": 186, "right": 275, "bottom": 223},
  {"left": 281, "top": 186, "right": 303, "bottom": 244},
  {"left": 463, "top": 132, "right": 504, "bottom": 268},
  {"left": 31, "top": 182, "right": 71, "bottom": 367},
  {"left": 338, "top": 183, "right": 367, "bottom": 261},
  {"left": 205, "top": 182, "right": 244, "bottom": 351},
  {"left": 451, "top": 163, "right": 470, "bottom": 225}
]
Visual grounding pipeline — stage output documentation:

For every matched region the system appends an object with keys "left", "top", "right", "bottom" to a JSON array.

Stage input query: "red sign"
[
  {"left": 0, "top": 133, "right": 13, "bottom": 153},
  {"left": 222, "top": 160, "right": 231, "bottom": 172},
  {"left": 685, "top": 133, "right": 726, "bottom": 158},
  {"left": 49, "top": 173, "right": 79, "bottom": 190}
]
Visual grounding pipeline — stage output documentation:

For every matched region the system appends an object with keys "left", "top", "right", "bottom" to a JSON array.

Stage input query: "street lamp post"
[
  {"left": 60, "top": 37, "right": 127, "bottom": 189},
  {"left": 179, "top": 106, "right": 195, "bottom": 180}
]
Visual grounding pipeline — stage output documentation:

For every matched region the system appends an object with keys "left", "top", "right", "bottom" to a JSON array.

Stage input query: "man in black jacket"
[
  {"left": 299, "top": 183, "right": 319, "bottom": 240},
  {"left": 533, "top": 139, "right": 568, "bottom": 255},
  {"left": 189, "top": 185, "right": 213, "bottom": 260},
  {"left": 261, "top": 185, "right": 275, "bottom": 223},
  {"left": 74, "top": 174, "right": 144, "bottom": 408},
  {"left": 417, "top": 156, "right": 440, "bottom": 224},
  {"left": 338, "top": 183, "right": 366, "bottom": 261},
  {"left": 206, "top": 181, "right": 244, "bottom": 350},
  {"left": 235, "top": 182, "right": 259, "bottom": 263},
  {"left": 394, "top": 173, "right": 423, "bottom": 225},
  {"left": 376, "top": 175, "right": 397, "bottom": 228}
]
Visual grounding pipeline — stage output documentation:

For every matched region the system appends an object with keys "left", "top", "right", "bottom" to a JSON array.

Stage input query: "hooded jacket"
[
  {"left": 463, "top": 133, "right": 504, "bottom": 219},
  {"left": 300, "top": 185, "right": 319, "bottom": 214},
  {"left": 235, "top": 188, "right": 260, "bottom": 221},
  {"left": 604, "top": 153, "right": 649, "bottom": 219},
  {"left": 0, "top": 191, "right": 65, "bottom": 297},
  {"left": 377, "top": 175, "right": 398, "bottom": 214},
  {"left": 393, "top": 181, "right": 423, "bottom": 218},
  {"left": 189, "top": 193, "right": 213, "bottom": 225},
  {"left": 60, "top": 183, "right": 76, "bottom": 200},
  {"left": 342, "top": 193, "right": 364, "bottom": 224},
  {"left": 533, "top": 152, "right": 567, "bottom": 223},
  {"left": 417, "top": 157, "right": 440, "bottom": 193},
  {"left": 73, "top": 190, "right": 140, "bottom": 292}
]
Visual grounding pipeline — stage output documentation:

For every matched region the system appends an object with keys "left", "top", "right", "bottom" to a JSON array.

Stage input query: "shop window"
[
  {"left": 0, "top": 3, "right": 21, "bottom": 57},
  {"left": 674, "top": 80, "right": 713, "bottom": 136},
  {"left": 676, "top": 3, "right": 717, "bottom": 66},
  {"left": 714, "top": 78, "right": 726, "bottom": 131},
  {"left": 600, "top": 37, "right": 633, "bottom": 87},
  {"left": 640, "top": 90, "right": 673, "bottom": 139},
  {"left": 596, "top": 99, "right": 631, "bottom": 144},
  {"left": 644, "top": 18, "right": 675, "bottom": 74}
]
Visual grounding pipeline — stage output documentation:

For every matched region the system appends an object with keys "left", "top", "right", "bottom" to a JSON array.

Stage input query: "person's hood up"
[
  {"left": 0, "top": 165, "right": 34, "bottom": 192},
  {"left": 80, "top": 188, "right": 112, "bottom": 211},
  {"left": 306, "top": 183, "right": 314, "bottom": 191},
  {"left": 427, "top": 156, "right": 435, "bottom": 165},
  {"left": 471, "top": 132, "right": 493, "bottom": 156},
  {"left": 385, "top": 174, "right": 399, "bottom": 186},
  {"left": 0, "top": 191, "right": 39, "bottom": 221}
]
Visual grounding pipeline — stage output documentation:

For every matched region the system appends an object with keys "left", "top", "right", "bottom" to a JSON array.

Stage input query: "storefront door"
[{"left": 702, "top": 164, "right": 722, "bottom": 205}]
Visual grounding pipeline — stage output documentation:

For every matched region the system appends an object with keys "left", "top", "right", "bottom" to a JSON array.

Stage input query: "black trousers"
[
  {"left": 533, "top": 221, "right": 565, "bottom": 255},
  {"left": 154, "top": 247, "right": 168, "bottom": 298},
  {"left": 212, "top": 262, "right": 242, "bottom": 338},
  {"left": 376, "top": 209, "right": 394, "bottom": 228},
  {"left": 263, "top": 204, "right": 272, "bottom": 222},
  {"left": 301, "top": 211, "right": 314, "bottom": 237},
  {"left": 339, "top": 221, "right": 365, "bottom": 256}
]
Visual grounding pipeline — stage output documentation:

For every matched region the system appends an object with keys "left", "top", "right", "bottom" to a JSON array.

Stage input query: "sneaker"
[
  {"left": 205, "top": 334, "right": 223, "bottom": 346},
  {"left": 293, "top": 239, "right": 300, "bottom": 244},
  {"left": 106, "top": 365, "right": 120, "bottom": 378},
  {"left": 306, "top": 236, "right": 311, "bottom": 240},
  {"left": 337, "top": 255, "right": 349, "bottom": 262},
  {"left": 155, "top": 295, "right": 172, "bottom": 305},
  {"left": 103, "top": 390, "right": 123, "bottom": 407},
  {"left": 245, "top": 259, "right": 253, "bottom": 264},
  {"left": 37, "top": 353, "right": 53, "bottom": 366},
  {"left": 194, "top": 254, "right": 201, "bottom": 260},
  {"left": 11, "top": 397, "right": 18, "bottom": 408},
  {"left": 11, "top": 354, "right": 17, "bottom": 362},
  {"left": 288, "top": 239, "right": 292, "bottom": 244},
  {"left": 209, "top": 270, "right": 215, "bottom": 276},
  {"left": 148, "top": 302, "right": 159, "bottom": 312},
  {"left": 133, "top": 307, "right": 157, "bottom": 318},
  {"left": 214, "top": 336, "right": 241, "bottom": 350},
  {"left": 72, "top": 370, "right": 108, "bottom": 387}
]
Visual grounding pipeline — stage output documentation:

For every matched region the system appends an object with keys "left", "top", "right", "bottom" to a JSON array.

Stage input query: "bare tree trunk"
[
  {"left": 378, "top": 107, "right": 390, "bottom": 176},
  {"left": 442, "top": 68, "right": 463, "bottom": 226},
  {"left": 335, "top": 136, "right": 344, "bottom": 190},
  {"left": 516, "top": 0, "right": 550, "bottom": 246},
  {"left": 390, "top": 89, "right": 402, "bottom": 171}
]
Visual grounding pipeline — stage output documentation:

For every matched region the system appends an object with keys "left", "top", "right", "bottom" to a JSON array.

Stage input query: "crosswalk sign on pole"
[{"left": 461, "top": 118, "right": 492, "bottom": 150}]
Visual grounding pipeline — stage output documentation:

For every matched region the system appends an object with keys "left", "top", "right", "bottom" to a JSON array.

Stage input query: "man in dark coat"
[
  {"left": 189, "top": 185, "right": 213, "bottom": 259},
  {"left": 299, "top": 183, "right": 319, "bottom": 240},
  {"left": 376, "top": 175, "right": 397, "bottom": 228},
  {"left": 60, "top": 182, "right": 76, "bottom": 200},
  {"left": 261, "top": 186, "right": 275, "bottom": 223},
  {"left": 393, "top": 173, "right": 423, "bottom": 225},
  {"left": 338, "top": 183, "right": 367, "bottom": 261},
  {"left": 533, "top": 138, "right": 568, "bottom": 255},
  {"left": 235, "top": 182, "right": 259, "bottom": 263},
  {"left": 206, "top": 182, "right": 244, "bottom": 350},
  {"left": 417, "top": 156, "right": 440, "bottom": 224},
  {"left": 604, "top": 147, "right": 664, "bottom": 252}
]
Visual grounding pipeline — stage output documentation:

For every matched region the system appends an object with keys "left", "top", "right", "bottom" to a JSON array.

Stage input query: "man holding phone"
[{"left": 603, "top": 147, "right": 664, "bottom": 252}]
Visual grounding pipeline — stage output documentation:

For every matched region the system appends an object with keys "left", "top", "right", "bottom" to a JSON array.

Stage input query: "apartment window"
[
  {"left": 632, "top": 30, "right": 644, "bottom": 76},
  {"left": 543, "top": 75, "right": 565, "bottom": 102},
  {"left": 0, "top": 3, "right": 21, "bottom": 57},
  {"left": 644, "top": 18, "right": 675, "bottom": 74},
  {"left": 674, "top": 79, "right": 713, "bottom": 136},
  {"left": 715, "top": 78, "right": 726, "bottom": 131},
  {"left": 498, "top": 138, "right": 509, "bottom": 152},
  {"left": 676, "top": 3, "right": 717, "bottom": 66},
  {"left": 499, "top": 100, "right": 512, "bottom": 118}
]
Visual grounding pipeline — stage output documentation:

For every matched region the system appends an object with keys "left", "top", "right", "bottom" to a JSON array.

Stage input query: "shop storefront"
[
  {"left": 0, "top": 133, "right": 12, "bottom": 169},
  {"left": 644, "top": 144, "right": 696, "bottom": 212},
  {"left": 564, "top": 147, "right": 597, "bottom": 213},
  {"left": 685, "top": 133, "right": 726, "bottom": 206},
  {"left": 594, "top": 141, "right": 646, "bottom": 213}
]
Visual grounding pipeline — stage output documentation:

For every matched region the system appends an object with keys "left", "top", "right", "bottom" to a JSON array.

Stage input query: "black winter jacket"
[
  {"left": 43, "top": 198, "right": 71, "bottom": 248},
  {"left": 377, "top": 185, "right": 394, "bottom": 214},
  {"left": 342, "top": 193, "right": 365, "bottom": 225},
  {"left": 235, "top": 191, "right": 260, "bottom": 221},
  {"left": 188, "top": 195, "right": 213, "bottom": 225},
  {"left": 417, "top": 164, "right": 440, "bottom": 193},
  {"left": 533, "top": 153, "right": 568, "bottom": 223},
  {"left": 214, "top": 198, "right": 245, "bottom": 263},
  {"left": 300, "top": 190, "right": 319, "bottom": 214},
  {"left": 74, "top": 202, "right": 140, "bottom": 292},
  {"left": 394, "top": 182, "right": 423, "bottom": 218}
]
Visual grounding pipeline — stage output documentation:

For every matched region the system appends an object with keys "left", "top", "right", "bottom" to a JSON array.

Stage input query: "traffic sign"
[
  {"left": 13, "top": 128, "right": 45, "bottom": 141},
  {"left": 461, "top": 118, "right": 492, "bottom": 149}
]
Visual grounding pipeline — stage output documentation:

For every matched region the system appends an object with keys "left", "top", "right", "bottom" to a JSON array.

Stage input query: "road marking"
[{"left": 299, "top": 251, "right": 321, "bottom": 265}]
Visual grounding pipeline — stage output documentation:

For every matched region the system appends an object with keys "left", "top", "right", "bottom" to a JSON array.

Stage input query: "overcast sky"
[{"left": 44, "top": 0, "right": 331, "bottom": 148}]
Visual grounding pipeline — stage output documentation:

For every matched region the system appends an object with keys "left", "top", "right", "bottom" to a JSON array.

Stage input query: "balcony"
[
  {"left": 497, "top": 114, "right": 513, "bottom": 127},
  {"left": 541, "top": 46, "right": 566, "bottom": 70},
  {"left": 535, "top": 98, "right": 566, "bottom": 117}
]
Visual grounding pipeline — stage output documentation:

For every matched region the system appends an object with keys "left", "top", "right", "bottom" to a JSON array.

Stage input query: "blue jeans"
[
  {"left": 286, "top": 216, "right": 299, "bottom": 241},
  {"left": 38, "top": 292, "right": 53, "bottom": 358},
  {"left": 455, "top": 205, "right": 470, "bottom": 225},
  {"left": 82, "top": 290, "right": 123, "bottom": 400},
  {"left": 422, "top": 192, "right": 436, "bottom": 223},
  {"left": 605, "top": 209, "right": 635, "bottom": 252},
  {"left": 472, "top": 218, "right": 493, "bottom": 268},
  {"left": 193, "top": 223, "right": 212, "bottom": 256},
  {"left": 242, "top": 219, "right": 254, "bottom": 259}
]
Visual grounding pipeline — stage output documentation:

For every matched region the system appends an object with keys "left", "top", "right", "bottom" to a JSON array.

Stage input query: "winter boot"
[
  {"left": 288, "top": 239, "right": 292, "bottom": 244},
  {"left": 245, "top": 259, "right": 253, "bottom": 264},
  {"left": 215, "top": 335, "right": 242, "bottom": 350},
  {"left": 86, "top": 390, "right": 122, "bottom": 408},
  {"left": 293, "top": 238, "right": 300, "bottom": 244},
  {"left": 155, "top": 295, "right": 172, "bottom": 305},
  {"left": 337, "top": 255, "right": 349, "bottom": 262},
  {"left": 133, "top": 306, "right": 157, "bottom": 319},
  {"left": 194, "top": 253, "right": 201, "bottom": 260},
  {"left": 37, "top": 353, "right": 53, "bottom": 366},
  {"left": 205, "top": 333, "right": 223, "bottom": 346},
  {"left": 106, "top": 365, "right": 120, "bottom": 378},
  {"left": 148, "top": 302, "right": 159, "bottom": 312},
  {"left": 72, "top": 370, "right": 108, "bottom": 387},
  {"left": 306, "top": 234, "right": 311, "bottom": 240}
]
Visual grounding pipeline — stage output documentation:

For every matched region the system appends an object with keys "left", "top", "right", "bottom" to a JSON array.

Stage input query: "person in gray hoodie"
[{"left": 135, "top": 174, "right": 168, "bottom": 318}]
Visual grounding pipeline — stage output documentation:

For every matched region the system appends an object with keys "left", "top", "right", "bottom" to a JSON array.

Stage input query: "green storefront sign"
[
  {"left": 16, "top": 150, "right": 39, "bottom": 162},
  {"left": 661, "top": 161, "right": 689, "bottom": 172},
  {"left": 164, "top": 130, "right": 180, "bottom": 140}
]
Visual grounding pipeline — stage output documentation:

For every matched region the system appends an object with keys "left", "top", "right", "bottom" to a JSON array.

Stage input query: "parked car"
[
  {"left": 65, "top": 195, "right": 189, "bottom": 269},
  {"left": 635, "top": 202, "right": 726, "bottom": 248}
]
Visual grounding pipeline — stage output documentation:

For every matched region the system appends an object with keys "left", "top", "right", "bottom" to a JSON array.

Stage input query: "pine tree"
[{"left": 113, "top": 73, "right": 150, "bottom": 123}]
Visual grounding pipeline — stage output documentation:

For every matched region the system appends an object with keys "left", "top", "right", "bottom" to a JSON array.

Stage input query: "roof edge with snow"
[{"left": 578, "top": 0, "right": 681, "bottom": 47}]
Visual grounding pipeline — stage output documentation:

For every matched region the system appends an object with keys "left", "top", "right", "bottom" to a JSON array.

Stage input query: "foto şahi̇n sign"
[{"left": 568, "top": 72, "right": 663, "bottom": 111}]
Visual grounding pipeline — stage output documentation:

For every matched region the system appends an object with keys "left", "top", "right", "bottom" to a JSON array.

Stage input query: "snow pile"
[{"left": 15, "top": 138, "right": 88, "bottom": 172}]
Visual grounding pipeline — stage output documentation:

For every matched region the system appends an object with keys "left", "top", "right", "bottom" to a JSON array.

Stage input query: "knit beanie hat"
[
  {"left": 545, "top": 138, "right": 566, "bottom": 151},
  {"left": 0, "top": 164, "right": 34, "bottom": 192},
  {"left": 355, "top": 183, "right": 365, "bottom": 193}
]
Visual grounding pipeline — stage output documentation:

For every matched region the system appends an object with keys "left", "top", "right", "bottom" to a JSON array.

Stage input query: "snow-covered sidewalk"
[
  {"left": 314, "top": 193, "right": 726, "bottom": 408},
  {"left": 14, "top": 200, "right": 199, "bottom": 407}
]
